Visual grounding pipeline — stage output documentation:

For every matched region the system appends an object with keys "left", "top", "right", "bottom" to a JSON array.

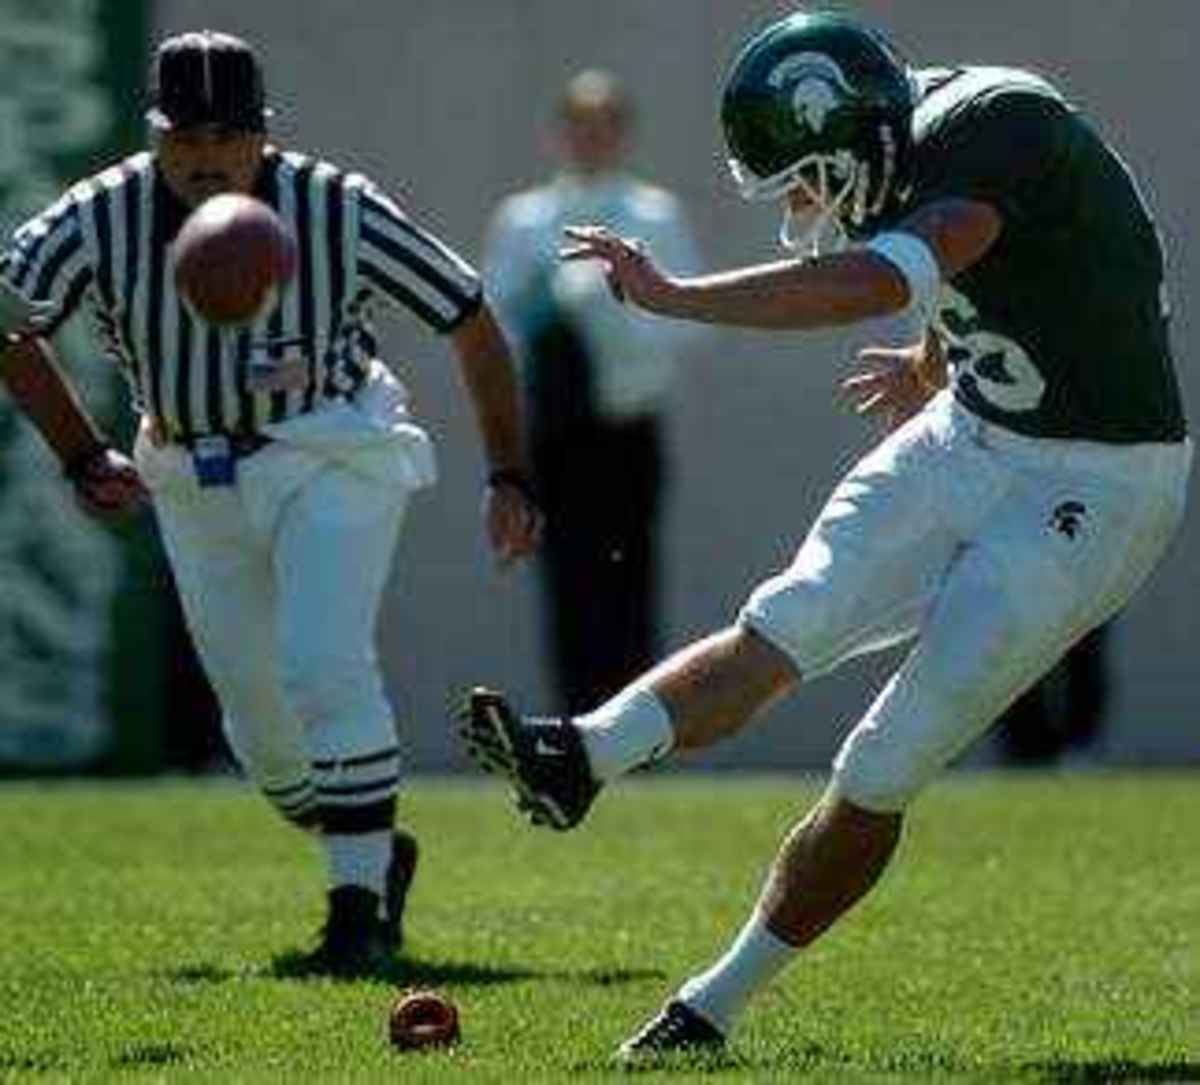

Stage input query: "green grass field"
[{"left": 0, "top": 771, "right": 1196, "bottom": 1083}]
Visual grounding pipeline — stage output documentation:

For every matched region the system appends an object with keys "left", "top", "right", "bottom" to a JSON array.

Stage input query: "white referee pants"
[
  {"left": 739, "top": 391, "right": 1191, "bottom": 812},
  {"left": 135, "top": 413, "right": 423, "bottom": 826}
]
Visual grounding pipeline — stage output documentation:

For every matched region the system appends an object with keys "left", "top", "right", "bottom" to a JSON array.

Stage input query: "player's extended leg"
[
  {"left": 463, "top": 624, "right": 797, "bottom": 828},
  {"left": 462, "top": 401, "right": 954, "bottom": 828}
]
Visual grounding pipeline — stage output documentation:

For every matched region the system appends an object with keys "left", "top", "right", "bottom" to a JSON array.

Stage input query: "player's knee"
[
  {"left": 738, "top": 572, "right": 850, "bottom": 677},
  {"left": 830, "top": 730, "right": 932, "bottom": 813}
]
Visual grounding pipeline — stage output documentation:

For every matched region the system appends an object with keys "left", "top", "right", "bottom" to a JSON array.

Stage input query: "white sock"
[
  {"left": 676, "top": 912, "right": 797, "bottom": 1034},
  {"left": 574, "top": 686, "right": 675, "bottom": 781},
  {"left": 324, "top": 830, "right": 392, "bottom": 898}
]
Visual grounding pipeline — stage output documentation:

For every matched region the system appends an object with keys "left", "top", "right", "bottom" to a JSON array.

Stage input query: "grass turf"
[{"left": 0, "top": 771, "right": 1196, "bottom": 1082}]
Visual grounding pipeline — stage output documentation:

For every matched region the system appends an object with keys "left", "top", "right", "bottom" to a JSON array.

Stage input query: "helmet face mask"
[
  {"left": 721, "top": 11, "right": 914, "bottom": 254},
  {"left": 763, "top": 150, "right": 862, "bottom": 256}
]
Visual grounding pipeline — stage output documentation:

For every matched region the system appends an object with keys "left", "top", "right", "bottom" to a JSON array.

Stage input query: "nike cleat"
[
  {"left": 617, "top": 999, "right": 726, "bottom": 1063},
  {"left": 458, "top": 687, "right": 601, "bottom": 830}
]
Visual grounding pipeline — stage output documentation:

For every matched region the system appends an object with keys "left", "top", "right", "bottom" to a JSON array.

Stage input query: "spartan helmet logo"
[{"left": 767, "top": 52, "right": 855, "bottom": 134}]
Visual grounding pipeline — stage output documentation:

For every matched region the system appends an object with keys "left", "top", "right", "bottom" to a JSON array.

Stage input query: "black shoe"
[
  {"left": 305, "top": 885, "right": 391, "bottom": 977},
  {"left": 383, "top": 828, "right": 419, "bottom": 951},
  {"left": 617, "top": 1000, "right": 726, "bottom": 1063},
  {"left": 458, "top": 687, "right": 601, "bottom": 831}
]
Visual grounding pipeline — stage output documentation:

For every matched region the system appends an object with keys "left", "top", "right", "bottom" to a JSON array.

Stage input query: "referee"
[{"left": 0, "top": 30, "right": 540, "bottom": 974}]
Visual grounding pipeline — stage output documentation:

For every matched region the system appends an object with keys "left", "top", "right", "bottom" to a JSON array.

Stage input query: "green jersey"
[{"left": 891, "top": 67, "right": 1185, "bottom": 443}]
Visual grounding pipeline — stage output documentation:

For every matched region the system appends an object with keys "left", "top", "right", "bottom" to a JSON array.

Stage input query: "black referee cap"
[{"left": 147, "top": 30, "right": 272, "bottom": 132}]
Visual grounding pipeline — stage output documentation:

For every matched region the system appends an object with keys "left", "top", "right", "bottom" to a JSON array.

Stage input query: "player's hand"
[
  {"left": 838, "top": 344, "right": 939, "bottom": 435},
  {"left": 559, "top": 225, "right": 672, "bottom": 311},
  {"left": 65, "top": 446, "right": 149, "bottom": 522},
  {"left": 483, "top": 475, "right": 543, "bottom": 568}
]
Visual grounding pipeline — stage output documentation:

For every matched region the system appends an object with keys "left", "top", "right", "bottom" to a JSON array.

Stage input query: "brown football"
[
  {"left": 387, "top": 989, "right": 461, "bottom": 1051},
  {"left": 172, "top": 193, "right": 296, "bottom": 327}
]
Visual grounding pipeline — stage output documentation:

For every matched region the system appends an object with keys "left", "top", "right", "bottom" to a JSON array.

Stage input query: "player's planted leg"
[
  {"left": 620, "top": 790, "right": 901, "bottom": 1059},
  {"left": 617, "top": 1000, "right": 726, "bottom": 1060}
]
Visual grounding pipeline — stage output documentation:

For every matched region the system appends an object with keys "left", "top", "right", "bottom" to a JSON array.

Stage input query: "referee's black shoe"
[
  {"left": 458, "top": 687, "right": 601, "bottom": 831},
  {"left": 384, "top": 828, "right": 419, "bottom": 951},
  {"left": 305, "top": 886, "right": 391, "bottom": 977},
  {"left": 617, "top": 1000, "right": 726, "bottom": 1063}
]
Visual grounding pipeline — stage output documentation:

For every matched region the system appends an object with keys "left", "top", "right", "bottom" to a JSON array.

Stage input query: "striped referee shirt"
[{"left": 0, "top": 147, "right": 482, "bottom": 441}]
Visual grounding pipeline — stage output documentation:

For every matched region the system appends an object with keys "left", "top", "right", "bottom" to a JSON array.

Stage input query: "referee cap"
[{"left": 147, "top": 30, "right": 272, "bottom": 132}]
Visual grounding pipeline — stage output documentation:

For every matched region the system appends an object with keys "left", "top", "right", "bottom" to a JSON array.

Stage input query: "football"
[
  {"left": 387, "top": 988, "right": 461, "bottom": 1051},
  {"left": 172, "top": 193, "right": 296, "bottom": 327}
]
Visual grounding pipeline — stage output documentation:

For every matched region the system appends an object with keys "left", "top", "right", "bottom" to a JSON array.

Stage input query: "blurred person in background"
[
  {"left": 996, "top": 622, "right": 1111, "bottom": 766},
  {"left": 483, "top": 69, "right": 704, "bottom": 714}
]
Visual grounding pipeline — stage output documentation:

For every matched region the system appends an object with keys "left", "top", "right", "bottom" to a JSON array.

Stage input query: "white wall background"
[{"left": 154, "top": 0, "right": 1200, "bottom": 771}]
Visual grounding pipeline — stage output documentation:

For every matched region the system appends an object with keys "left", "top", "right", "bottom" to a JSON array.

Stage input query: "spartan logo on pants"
[{"left": 1049, "top": 499, "right": 1087, "bottom": 540}]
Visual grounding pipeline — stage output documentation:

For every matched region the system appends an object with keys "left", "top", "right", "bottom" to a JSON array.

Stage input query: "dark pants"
[
  {"left": 996, "top": 623, "right": 1110, "bottom": 764},
  {"left": 532, "top": 416, "right": 664, "bottom": 716}
]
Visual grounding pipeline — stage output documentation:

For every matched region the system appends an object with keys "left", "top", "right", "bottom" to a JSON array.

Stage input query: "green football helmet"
[{"left": 721, "top": 10, "right": 915, "bottom": 253}]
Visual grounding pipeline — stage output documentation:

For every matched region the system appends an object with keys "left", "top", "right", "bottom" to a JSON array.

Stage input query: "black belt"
[{"left": 175, "top": 433, "right": 274, "bottom": 458}]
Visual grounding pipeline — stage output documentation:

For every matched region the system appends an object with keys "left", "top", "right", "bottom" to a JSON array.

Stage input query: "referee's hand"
[
  {"left": 483, "top": 477, "right": 542, "bottom": 568},
  {"left": 66, "top": 447, "right": 148, "bottom": 523}
]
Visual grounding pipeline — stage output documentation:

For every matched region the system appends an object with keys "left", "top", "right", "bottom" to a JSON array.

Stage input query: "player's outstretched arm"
[
  {"left": 0, "top": 333, "right": 146, "bottom": 521},
  {"left": 560, "top": 198, "right": 1002, "bottom": 334},
  {"left": 562, "top": 223, "right": 907, "bottom": 328},
  {"left": 449, "top": 305, "right": 542, "bottom": 566}
]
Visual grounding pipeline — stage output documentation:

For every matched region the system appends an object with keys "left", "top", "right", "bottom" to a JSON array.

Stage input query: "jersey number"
[{"left": 938, "top": 287, "right": 1046, "bottom": 413}]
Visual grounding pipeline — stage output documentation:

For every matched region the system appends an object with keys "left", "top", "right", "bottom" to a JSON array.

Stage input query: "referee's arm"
[
  {"left": 355, "top": 189, "right": 539, "bottom": 559},
  {"left": 451, "top": 302, "right": 528, "bottom": 479},
  {"left": 0, "top": 272, "right": 109, "bottom": 469},
  {"left": 452, "top": 301, "right": 542, "bottom": 564},
  {"left": 0, "top": 331, "right": 109, "bottom": 467}
]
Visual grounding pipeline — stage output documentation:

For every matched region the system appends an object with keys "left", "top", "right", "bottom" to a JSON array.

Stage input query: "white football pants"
[
  {"left": 739, "top": 391, "right": 1191, "bottom": 811},
  {"left": 135, "top": 411, "right": 423, "bottom": 826}
]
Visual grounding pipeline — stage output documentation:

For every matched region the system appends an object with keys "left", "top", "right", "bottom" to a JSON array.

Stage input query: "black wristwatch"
[{"left": 486, "top": 468, "right": 537, "bottom": 504}]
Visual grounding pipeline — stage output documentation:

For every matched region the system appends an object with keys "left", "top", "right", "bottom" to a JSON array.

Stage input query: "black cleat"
[
  {"left": 383, "top": 828, "right": 419, "bottom": 951},
  {"left": 304, "top": 885, "right": 391, "bottom": 977},
  {"left": 458, "top": 687, "right": 601, "bottom": 831},
  {"left": 617, "top": 1000, "right": 726, "bottom": 1063}
]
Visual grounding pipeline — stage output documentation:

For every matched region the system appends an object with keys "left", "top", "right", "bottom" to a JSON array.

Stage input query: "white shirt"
[{"left": 483, "top": 171, "right": 703, "bottom": 419}]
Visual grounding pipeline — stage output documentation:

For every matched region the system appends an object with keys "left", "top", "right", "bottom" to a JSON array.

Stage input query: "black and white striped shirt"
[{"left": 0, "top": 147, "right": 482, "bottom": 441}]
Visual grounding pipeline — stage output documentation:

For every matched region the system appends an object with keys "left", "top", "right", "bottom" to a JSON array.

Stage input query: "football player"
[{"left": 460, "top": 9, "right": 1191, "bottom": 1060}]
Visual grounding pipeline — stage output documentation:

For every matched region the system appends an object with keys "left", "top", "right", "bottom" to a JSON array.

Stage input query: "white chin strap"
[
  {"left": 777, "top": 159, "right": 861, "bottom": 257},
  {"left": 779, "top": 202, "right": 846, "bottom": 257}
]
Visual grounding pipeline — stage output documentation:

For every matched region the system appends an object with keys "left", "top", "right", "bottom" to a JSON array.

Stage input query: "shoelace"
[{"left": 634, "top": 1007, "right": 690, "bottom": 1048}]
